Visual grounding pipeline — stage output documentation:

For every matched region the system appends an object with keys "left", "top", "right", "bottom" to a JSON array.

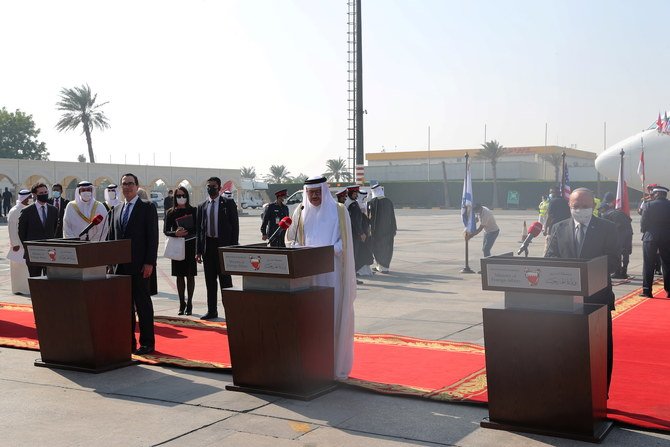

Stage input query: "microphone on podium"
[
  {"left": 78, "top": 214, "right": 105, "bottom": 238},
  {"left": 267, "top": 216, "right": 293, "bottom": 245},
  {"left": 517, "top": 221, "right": 543, "bottom": 255}
]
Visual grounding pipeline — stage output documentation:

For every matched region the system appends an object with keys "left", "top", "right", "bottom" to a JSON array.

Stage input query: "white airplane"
[{"left": 595, "top": 115, "right": 670, "bottom": 191}]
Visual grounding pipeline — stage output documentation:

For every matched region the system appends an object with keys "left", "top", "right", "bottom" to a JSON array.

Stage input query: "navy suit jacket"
[
  {"left": 196, "top": 196, "right": 239, "bottom": 255},
  {"left": 545, "top": 215, "right": 619, "bottom": 310},
  {"left": 18, "top": 202, "right": 58, "bottom": 249},
  {"left": 108, "top": 199, "right": 158, "bottom": 275},
  {"left": 641, "top": 197, "right": 670, "bottom": 243}
]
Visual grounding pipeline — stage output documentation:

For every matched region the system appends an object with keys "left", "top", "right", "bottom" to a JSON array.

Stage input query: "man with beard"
[
  {"left": 285, "top": 175, "right": 356, "bottom": 380},
  {"left": 367, "top": 184, "right": 397, "bottom": 274},
  {"left": 7, "top": 189, "right": 32, "bottom": 294}
]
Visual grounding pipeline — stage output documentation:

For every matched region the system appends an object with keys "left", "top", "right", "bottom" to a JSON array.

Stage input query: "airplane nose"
[{"left": 594, "top": 148, "right": 620, "bottom": 181}]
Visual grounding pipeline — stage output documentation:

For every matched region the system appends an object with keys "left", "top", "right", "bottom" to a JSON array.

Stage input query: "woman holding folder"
[{"left": 163, "top": 186, "right": 198, "bottom": 315}]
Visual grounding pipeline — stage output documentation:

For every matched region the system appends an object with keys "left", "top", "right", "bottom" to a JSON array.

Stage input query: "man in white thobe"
[
  {"left": 7, "top": 190, "right": 32, "bottom": 294},
  {"left": 104, "top": 184, "right": 121, "bottom": 211},
  {"left": 285, "top": 175, "right": 356, "bottom": 380},
  {"left": 63, "top": 181, "right": 109, "bottom": 241}
]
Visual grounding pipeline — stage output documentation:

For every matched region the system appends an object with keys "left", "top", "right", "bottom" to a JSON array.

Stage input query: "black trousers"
[
  {"left": 204, "top": 237, "right": 232, "bottom": 315},
  {"left": 642, "top": 241, "right": 670, "bottom": 294},
  {"left": 130, "top": 273, "right": 154, "bottom": 349}
]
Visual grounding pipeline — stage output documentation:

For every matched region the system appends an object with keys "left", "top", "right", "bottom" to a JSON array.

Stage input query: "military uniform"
[
  {"left": 261, "top": 193, "right": 289, "bottom": 247},
  {"left": 640, "top": 187, "right": 670, "bottom": 297}
]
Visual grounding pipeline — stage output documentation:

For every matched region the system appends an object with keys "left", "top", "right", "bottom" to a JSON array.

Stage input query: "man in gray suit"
[{"left": 545, "top": 187, "right": 619, "bottom": 392}]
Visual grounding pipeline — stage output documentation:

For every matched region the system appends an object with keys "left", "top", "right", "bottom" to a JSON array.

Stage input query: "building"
[{"left": 365, "top": 145, "right": 598, "bottom": 183}]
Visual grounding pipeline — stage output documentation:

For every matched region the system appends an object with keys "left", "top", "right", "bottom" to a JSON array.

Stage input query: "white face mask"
[
  {"left": 80, "top": 191, "right": 92, "bottom": 202},
  {"left": 176, "top": 197, "right": 187, "bottom": 206},
  {"left": 571, "top": 208, "right": 592, "bottom": 225},
  {"left": 108, "top": 191, "right": 116, "bottom": 200}
]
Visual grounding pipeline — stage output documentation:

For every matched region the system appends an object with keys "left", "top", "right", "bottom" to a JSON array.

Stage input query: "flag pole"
[
  {"left": 560, "top": 151, "right": 566, "bottom": 197},
  {"left": 461, "top": 152, "right": 475, "bottom": 274}
]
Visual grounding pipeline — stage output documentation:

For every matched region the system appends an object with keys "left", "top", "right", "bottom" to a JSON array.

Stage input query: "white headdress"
[
  {"left": 371, "top": 183, "right": 385, "bottom": 199},
  {"left": 74, "top": 181, "right": 95, "bottom": 215},
  {"left": 17, "top": 189, "right": 30, "bottom": 205},
  {"left": 104, "top": 184, "right": 120, "bottom": 207},
  {"left": 301, "top": 176, "right": 339, "bottom": 247}
]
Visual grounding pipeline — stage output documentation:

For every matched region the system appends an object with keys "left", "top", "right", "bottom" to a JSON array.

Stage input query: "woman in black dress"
[{"left": 163, "top": 186, "right": 197, "bottom": 315}]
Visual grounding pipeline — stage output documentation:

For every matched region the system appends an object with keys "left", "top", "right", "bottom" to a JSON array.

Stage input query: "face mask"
[
  {"left": 176, "top": 197, "right": 187, "bottom": 206},
  {"left": 571, "top": 208, "right": 592, "bottom": 225},
  {"left": 80, "top": 191, "right": 92, "bottom": 202},
  {"left": 52, "top": 191, "right": 61, "bottom": 199},
  {"left": 36, "top": 193, "right": 49, "bottom": 203},
  {"left": 548, "top": 194, "right": 554, "bottom": 199},
  {"left": 108, "top": 191, "right": 116, "bottom": 200},
  {"left": 207, "top": 186, "right": 219, "bottom": 197}
]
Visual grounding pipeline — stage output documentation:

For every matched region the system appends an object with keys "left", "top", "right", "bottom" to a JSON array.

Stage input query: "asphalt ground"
[{"left": 0, "top": 209, "right": 668, "bottom": 446}]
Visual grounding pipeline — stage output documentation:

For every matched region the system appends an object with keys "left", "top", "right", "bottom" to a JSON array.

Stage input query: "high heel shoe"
[
  {"left": 185, "top": 299, "right": 192, "bottom": 316},
  {"left": 178, "top": 299, "right": 186, "bottom": 316}
]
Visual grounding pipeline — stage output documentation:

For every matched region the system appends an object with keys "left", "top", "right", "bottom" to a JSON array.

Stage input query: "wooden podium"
[
  {"left": 479, "top": 255, "right": 613, "bottom": 443},
  {"left": 219, "top": 244, "right": 336, "bottom": 400},
  {"left": 25, "top": 239, "right": 132, "bottom": 373}
]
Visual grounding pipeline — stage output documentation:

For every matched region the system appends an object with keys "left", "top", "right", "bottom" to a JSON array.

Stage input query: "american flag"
[{"left": 562, "top": 161, "right": 571, "bottom": 200}]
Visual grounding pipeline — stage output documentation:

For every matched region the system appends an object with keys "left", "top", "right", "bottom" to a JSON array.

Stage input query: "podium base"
[
  {"left": 34, "top": 358, "right": 134, "bottom": 374},
  {"left": 480, "top": 417, "right": 613, "bottom": 443},
  {"left": 225, "top": 383, "right": 338, "bottom": 401},
  {"left": 460, "top": 267, "right": 476, "bottom": 273}
]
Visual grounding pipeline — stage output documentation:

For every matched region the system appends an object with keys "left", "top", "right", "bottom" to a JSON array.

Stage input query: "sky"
[{"left": 2, "top": 0, "right": 669, "bottom": 180}]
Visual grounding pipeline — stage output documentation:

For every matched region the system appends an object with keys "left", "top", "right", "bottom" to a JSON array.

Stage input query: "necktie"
[
  {"left": 55, "top": 199, "right": 59, "bottom": 212},
  {"left": 121, "top": 202, "right": 132, "bottom": 230},
  {"left": 209, "top": 200, "right": 216, "bottom": 238},
  {"left": 40, "top": 205, "right": 47, "bottom": 226},
  {"left": 575, "top": 223, "right": 585, "bottom": 255}
]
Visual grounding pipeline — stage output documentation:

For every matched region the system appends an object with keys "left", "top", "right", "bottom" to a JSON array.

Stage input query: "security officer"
[
  {"left": 538, "top": 195, "right": 549, "bottom": 226},
  {"left": 261, "top": 189, "right": 289, "bottom": 247},
  {"left": 640, "top": 186, "right": 670, "bottom": 298}
]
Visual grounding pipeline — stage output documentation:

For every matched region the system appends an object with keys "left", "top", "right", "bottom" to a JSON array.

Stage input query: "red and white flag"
[
  {"left": 616, "top": 152, "right": 630, "bottom": 216},
  {"left": 637, "top": 139, "right": 645, "bottom": 188},
  {"left": 657, "top": 113, "right": 664, "bottom": 133}
]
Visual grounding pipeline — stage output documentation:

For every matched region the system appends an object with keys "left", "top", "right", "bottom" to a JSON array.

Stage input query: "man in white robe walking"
[{"left": 285, "top": 175, "right": 356, "bottom": 380}]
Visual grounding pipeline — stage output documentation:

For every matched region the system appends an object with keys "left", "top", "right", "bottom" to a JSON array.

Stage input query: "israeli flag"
[{"left": 461, "top": 157, "right": 476, "bottom": 233}]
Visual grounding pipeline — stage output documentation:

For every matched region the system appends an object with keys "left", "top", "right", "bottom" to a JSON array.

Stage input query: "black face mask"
[
  {"left": 207, "top": 186, "right": 219, "bottom": 197},
  {"left": 36, "top": 193, "right": 49, "bottom": 203}
]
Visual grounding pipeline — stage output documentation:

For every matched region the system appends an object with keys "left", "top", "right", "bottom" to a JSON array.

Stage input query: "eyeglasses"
[
  {"left": 121, "top": 182, "right": 136, "bottom": 187},
  {"left": 175, "top": 195, "right": 186, "bottom": 198}
]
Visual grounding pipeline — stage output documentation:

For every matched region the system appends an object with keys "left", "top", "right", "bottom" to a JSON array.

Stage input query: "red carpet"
[{"left": 1, "top": 284, "right": 669, "bottom": 432}]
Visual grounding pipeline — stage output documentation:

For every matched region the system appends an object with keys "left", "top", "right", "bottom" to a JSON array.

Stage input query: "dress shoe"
[
  {"left": 356, "top": 279, "right": 364, "bottom": 285},
  {"left": 135, "top": 345, "right": 154, "bottom": 355},
  {"left": 178, "top": 310, "right": 184, "bottom": 316},
  {"left": 200, "top": 313, "right": 218, "bottom": 320},
  {"left": 639, "top": 292, "right": 653, "bottom": 298}
]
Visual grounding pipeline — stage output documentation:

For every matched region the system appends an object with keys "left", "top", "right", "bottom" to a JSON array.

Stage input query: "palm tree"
[
  {"left": 55, "top": 84, "right": 110, "bottom": 163},
  {"left": 292, "top": 173, "right": 308, "bottom": 183},
  {"left": 240, "top": 166, "right": 256, "bottom": 179},
  {"left": 264, "top": 165, "right": 291, "bottom": 183},
  {"left": 323, "top": 158, "right": 353, "bottom": 182},
  {"left": 477, "top": 140, "right": 507, "bottom": 208},
  {"left": 539, "top": 153, "right": 562, "bottom": 184}
]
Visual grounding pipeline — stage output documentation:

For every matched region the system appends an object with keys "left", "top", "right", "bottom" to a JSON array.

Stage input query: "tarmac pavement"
[{"left": 1, "top": 209, "right": 669, "bottom": 446}]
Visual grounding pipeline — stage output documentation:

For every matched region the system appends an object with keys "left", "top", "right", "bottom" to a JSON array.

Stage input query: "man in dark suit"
[
  {"left": 196, "top": 176, "right": 239, "bottom": 320},
  {"left": 48, "top": 183, "right": 69, "bottom": 238},
  {"left": 545, "top": 187, "right": 619, "bottom": 392},
  {"left": 18, "top": 182, "right": 58, "bottom": 277},
  {"left": 108, "top": 173, "right": 159, "bottom": 355},
  {"left": 640, "top": 186, "right": 670, "bottom": 298}
]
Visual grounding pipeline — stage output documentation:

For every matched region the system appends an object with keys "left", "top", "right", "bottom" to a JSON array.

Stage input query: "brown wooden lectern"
[
  {"left": 219, "top": 244, "right": 336, "bottom": 400},
  {"left": 479, "top": 255, "right": 613, "bottom": 443},
  {"left": 25, "top": 239, "right": 132, "bottom": 373}
]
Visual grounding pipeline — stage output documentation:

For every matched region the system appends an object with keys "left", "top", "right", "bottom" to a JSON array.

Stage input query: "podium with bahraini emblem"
[
  {"left": 479, "top": 254, "right": 613, "bottom": 443},
  {"left": 25, "top": 239, "right": 132, "bottom": 373},
  {"left": 219, "top": 243, "right": 336, "bottom": 400}
]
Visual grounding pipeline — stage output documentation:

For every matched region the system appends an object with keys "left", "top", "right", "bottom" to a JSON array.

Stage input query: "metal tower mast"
[{"left": 347, "top": 0, "right": 364, "bottom": 183}]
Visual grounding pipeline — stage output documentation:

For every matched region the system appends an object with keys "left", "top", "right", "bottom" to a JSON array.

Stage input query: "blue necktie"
[{"left": 121, "top": 202, "right": 132, "bottom": 230}]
